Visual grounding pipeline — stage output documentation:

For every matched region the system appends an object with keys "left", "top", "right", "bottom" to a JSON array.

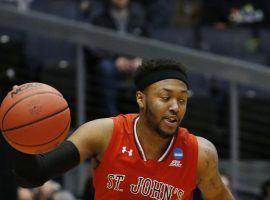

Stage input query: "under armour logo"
[{"left": 122, "top": 146, "right": 133, "bottom": 157}]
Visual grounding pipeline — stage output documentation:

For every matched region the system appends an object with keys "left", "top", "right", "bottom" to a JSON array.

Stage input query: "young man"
[
  {"left": 12, "top": 59, "right": 235, "bottom": 200},
  {"left": 90, "top": 0, "right": 147, "bottom": 116}
]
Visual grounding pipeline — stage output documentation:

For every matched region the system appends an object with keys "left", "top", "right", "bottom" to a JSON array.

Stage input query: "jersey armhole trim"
[
  {"left": 192, "top": 134, "right": 199, "bottom": 188},
  {"left": 94, "top": 116, "right": 120, "bottom": 171}
]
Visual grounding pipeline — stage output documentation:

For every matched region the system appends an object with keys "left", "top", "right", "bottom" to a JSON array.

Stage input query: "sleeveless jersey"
[{"left": 93, "top": 114, "right": 198, "bottom": 200}]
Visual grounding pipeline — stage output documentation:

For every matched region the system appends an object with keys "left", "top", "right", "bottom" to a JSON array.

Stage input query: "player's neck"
[{"left": 136, "top": 117, "right": 172, "bottom": 160}]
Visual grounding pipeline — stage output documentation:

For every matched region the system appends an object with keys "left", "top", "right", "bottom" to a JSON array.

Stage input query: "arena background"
[{"left": 0, "top": 1, "right": 269, "bottom": 200}]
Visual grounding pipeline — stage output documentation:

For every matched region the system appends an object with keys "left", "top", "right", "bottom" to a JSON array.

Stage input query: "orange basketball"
[{"left": 0, "top": 82, "right": 70, "bottom": 154}]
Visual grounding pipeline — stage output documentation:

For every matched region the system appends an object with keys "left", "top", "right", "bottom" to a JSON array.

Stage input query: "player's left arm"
[{"left": 197, "top": 137, "right": 235, "bottom": 200}]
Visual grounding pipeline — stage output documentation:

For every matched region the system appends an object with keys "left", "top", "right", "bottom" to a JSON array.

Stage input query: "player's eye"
[
  {"left": 178, "top": 98, "right": 186, "bottom": 104},
  {"left": 161, "top": 96, "right": 170, "bottom": 101}
]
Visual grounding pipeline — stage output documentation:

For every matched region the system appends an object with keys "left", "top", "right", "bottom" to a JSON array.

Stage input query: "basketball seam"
[
  {"left": 4, "top": 119, "right": 70, "bottom": 147},
  {"left": 2, "top": 106, "right": 69, "bottom": 132},
  {"left": 1, "top": 91, "right": 65, "bottom": 131}
]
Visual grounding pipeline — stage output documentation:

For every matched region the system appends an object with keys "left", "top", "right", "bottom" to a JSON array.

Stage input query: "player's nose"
[{"left": 169, "top": 99, "right": 179, "bottom": 113}]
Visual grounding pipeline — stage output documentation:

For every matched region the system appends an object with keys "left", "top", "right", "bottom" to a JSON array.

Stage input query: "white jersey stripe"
[{"left": 134, "top": 117, "right": 175, "bottom": 162}]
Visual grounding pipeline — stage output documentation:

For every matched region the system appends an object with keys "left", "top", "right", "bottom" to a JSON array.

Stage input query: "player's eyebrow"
[{"left": 161, "top": 88, "right": 188, "bottom": 94}]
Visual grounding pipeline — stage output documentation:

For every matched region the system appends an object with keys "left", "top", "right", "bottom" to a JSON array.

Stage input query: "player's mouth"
[{"left": 163, "top": 116, "right": 179, "bottom": 128}]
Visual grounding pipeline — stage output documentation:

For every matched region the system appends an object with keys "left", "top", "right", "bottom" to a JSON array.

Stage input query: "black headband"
[{"left": 135, "top": 69, "right": 189, "bottom": 91}]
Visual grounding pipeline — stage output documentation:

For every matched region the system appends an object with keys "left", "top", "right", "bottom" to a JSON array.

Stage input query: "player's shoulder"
[
  {"left": 196, "top": 136, "right": 219, "bottom": 172},
  {"left": 83, "top": 117, "right": 114, "bottom": 132},
  {"left": 79, "top": 113, "right": 138, "bottom": 141},
  {"left": 112, "top": 113, "right": 139, "bottom": 121},
  {"left": 81, "top": 113, "right": 137, "bottom": 136},
  {"left": 111, "top": 113, "right": 139, "bottom": 128},
  {"left": 67, "top": 117, "right": 115, "bottom": 161},
  {"left": 197, "top": 137, "right": 217, "bottom": 153}
]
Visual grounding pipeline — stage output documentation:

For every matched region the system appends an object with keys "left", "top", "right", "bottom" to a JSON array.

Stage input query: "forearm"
[{"left": 12, "top": 141, "right": 80, "bottom": 188}]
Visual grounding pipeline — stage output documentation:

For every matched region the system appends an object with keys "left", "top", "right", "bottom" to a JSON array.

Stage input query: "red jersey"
[{"left": 93, "top": 114, "right": 198, "bottom": 200}]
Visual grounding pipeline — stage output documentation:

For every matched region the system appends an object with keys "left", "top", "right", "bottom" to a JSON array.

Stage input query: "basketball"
[{"left": 0, "top": 82, "right": 70, "bottom": 154}]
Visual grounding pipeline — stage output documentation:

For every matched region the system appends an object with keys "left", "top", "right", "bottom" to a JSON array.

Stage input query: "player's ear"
[{"left": 136, "top": 91, "right": 145, "bottom": 110}]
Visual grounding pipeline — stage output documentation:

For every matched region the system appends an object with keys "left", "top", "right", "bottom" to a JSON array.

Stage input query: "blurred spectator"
[
  {"left": 261, "top": 179, "right": 270, "bottom": 200},
  {"left": 92, "top": 0, "right": 147, "bottom": 37},
  {"left": 0, "top": 0, "right": 33, "bottom": 11},
  {"left": 50, "top": 190, "right": 76, "bottom": 200},
  {"left": 33, "top": 180, "right": 76, "bottom": 200},
  {"left": 78, "top": 0, "right": 104, "bottom": 22},
  {"left": 174, "top": 0, "right": 201, "bottom": 26},
  {"left": 198, "top": 0, "right": 270, "bottom": 52},
  {"left": 17, "top": 187, "right": 34, "bottom": 200},
  {"left": 17, "top": 0, "right": 33, "bottom": 11},
  {"left": 89, "top": 0, "right": 147, "bottom": 117},
  {"left": 137, "top": 0, "right": 174, "bottom": 28},
  {"left": 30, "top": 0, "right": 78, "bottom": 19},
  {"left": 34, "top": 180, "right": 61, "bottom": 200},
  {"left": 200, "top": 0, "right": 270, "bottom": 28}
]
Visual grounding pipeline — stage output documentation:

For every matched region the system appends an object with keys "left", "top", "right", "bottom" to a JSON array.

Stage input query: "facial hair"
[{"left": 145, "top": 101, "right": 178, "bottom": 139}]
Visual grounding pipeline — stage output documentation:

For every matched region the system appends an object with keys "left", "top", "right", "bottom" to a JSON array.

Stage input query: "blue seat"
[
  {"left": 30, "top": 0, "right": 79, "bottom": 19},
  {"left": 25, "top": 36, "right": 76, "bottom": 69},
  {"left": 200, "top": 27, "right": 265, "bottom": 64},
  {"left": 260, "top": 28, "right": 270, "bottom": 66},
  {"left": 150, "top": 27, "right": 195, "bottom": 48},
  {"left": 188, "top": 74, "right": 210, "bottom": 96}
]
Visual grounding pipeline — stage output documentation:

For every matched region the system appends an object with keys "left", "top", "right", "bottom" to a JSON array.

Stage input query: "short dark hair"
[{"left": 134, "top": 58, "right": 188, "bottom": 91}]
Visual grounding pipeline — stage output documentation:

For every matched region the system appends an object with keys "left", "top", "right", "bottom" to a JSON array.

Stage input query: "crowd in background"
[{"left": 1, "top": 0, "right": 270, "bottom": 116}]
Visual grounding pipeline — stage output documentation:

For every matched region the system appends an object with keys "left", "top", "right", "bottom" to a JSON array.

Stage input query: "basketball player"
[{"left": 11, "top": 59, "right": 235, "bottom": 199}]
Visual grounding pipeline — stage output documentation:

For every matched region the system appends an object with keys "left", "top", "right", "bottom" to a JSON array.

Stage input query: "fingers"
[{"left": 12, "top": 85, "right": 19, "bottom": 90}]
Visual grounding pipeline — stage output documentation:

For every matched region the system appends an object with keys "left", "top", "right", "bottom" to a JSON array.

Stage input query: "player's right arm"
[
  {"left": 11, "top": 118, "right": 114, "bottom": 188},
  {"left": 68, "top": 118, "right": 114, "bottom": 162}
]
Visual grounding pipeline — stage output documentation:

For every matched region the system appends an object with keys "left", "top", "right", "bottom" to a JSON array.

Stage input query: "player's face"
[{"left": 144, "top": 79, "right": 188, "bottom": 138}]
